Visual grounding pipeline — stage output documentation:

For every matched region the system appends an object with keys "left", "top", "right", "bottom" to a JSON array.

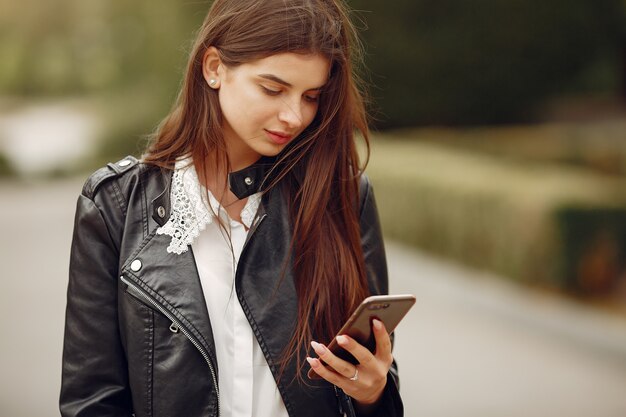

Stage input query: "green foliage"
[
  {"left": 0, "top": 151, "right": 16, "bottom": 177},
  {"left": 350, "top": 0, "right": 626, "bottom": 126},
  {"left": 367, "top": 134, "right": 626, "bottom": 293},
  {"left": 556, "top": 207, "right": 626, "bottom": 293},
  {"left": 78, "top": 87, "right": 173, "bottom": 172},
  {"left": 393, "top": 121, "right": 626, "bottom": 176},
  {"left": 3, "top": 0, "right": 624, "bottom": 128},
  {"left": 0, "top": 0, "right": 208, "bottom": 98},
  {"left": 0, "top": 1, "right": 206, "bottom": 174}
]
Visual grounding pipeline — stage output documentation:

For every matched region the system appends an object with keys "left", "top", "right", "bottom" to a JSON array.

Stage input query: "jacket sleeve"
[
  {"left": 354, "top": 175, "right": 404, "bottom": 417},
  {"left": 60, "top": 185, "right": 133, "bottom": 416}
]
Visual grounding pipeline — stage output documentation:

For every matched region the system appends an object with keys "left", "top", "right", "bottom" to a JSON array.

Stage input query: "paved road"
[
  {"left": 388, "top": 243, "right": 626, "bottom": 417},
  {"left": 1, "top": 178, "right": 626, "bottom": 416}
]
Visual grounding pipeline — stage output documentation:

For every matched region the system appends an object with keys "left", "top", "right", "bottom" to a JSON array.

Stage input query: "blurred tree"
[
  {"left": 0, "top": 0, "right": 207, "bottom": 98},
  {"left": 350, "top": 0, "right": 626, "bottom": 127},
  {"left": 2, "top": 0, "right": 624, "bottom": 128},
  {"left": 0, "top": 0, "right": 212, "bottom": 167},
  {"left": 621, "top": 43, "right": 626, "bottom": 99}
]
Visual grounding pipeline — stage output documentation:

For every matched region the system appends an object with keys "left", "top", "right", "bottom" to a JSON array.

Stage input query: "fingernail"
[
  {"left": 373, "top": 319, "right": 383, "bottom": 330},
  {"left": 336, "top": 335, "right": 348, "bottom": 345},
  {"left": 306, "top": 356, "right": 319, "bottom": 368},
  {"left": 311, "top": 341, "right": 326, "bottom": 355}
]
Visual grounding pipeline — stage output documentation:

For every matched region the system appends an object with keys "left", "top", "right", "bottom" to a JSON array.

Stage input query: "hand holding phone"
[{"left": 308, "top": 294, "right": 415, "bottom": 379}]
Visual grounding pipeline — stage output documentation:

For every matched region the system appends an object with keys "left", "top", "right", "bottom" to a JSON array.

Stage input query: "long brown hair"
[{"left": 144, "top": 0, "right": 372, "bottom": 380}]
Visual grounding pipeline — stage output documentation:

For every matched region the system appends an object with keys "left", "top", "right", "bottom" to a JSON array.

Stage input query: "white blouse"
[{"left": 156, "top": 159, "right": 289, "bottom": 417}]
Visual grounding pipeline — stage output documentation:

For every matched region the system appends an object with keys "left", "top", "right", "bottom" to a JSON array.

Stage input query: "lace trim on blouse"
[{"left": 156, "top": 158, "right": 262, "bottom": 255}]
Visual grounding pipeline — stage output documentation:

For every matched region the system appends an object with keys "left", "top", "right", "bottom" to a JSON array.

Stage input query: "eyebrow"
[{"left": 258, "top": 74, "right": 325, "bottom": 90}]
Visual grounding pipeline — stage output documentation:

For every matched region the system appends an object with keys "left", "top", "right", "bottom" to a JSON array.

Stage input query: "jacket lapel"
[
  {"left": 121, "top": 167, "right": 217, "bottom": 358},
  {"left": 122, "top": 230, "right": 217, "bottom": 359}
]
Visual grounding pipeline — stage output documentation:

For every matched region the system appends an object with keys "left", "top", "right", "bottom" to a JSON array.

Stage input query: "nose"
[{"left": 278, "top": 100, "right": 304, "bottom": 130}]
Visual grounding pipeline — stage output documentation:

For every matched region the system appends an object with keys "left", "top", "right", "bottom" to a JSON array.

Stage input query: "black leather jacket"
[{"left": 60, "top": 156, "right": 403, "bottom": 417}]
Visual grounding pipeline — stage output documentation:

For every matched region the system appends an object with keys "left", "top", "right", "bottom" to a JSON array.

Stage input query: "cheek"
[
  {"left": 220, "top": 85, "right": 271, "bottom": 123},
  {"left": 302, "top": 104, "right": 320, "bottom": 127}
]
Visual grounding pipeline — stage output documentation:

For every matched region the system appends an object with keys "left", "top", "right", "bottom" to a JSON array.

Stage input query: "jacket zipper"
[{"left": 120, "top": 275, "right": 220, "bottom": 417}]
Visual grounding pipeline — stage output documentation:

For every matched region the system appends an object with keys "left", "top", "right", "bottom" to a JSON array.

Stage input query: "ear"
[{"left": 202, "top": 46, "right": 222, "bottom": 89}]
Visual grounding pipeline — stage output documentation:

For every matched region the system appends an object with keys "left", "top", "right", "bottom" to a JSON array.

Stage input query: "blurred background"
[{"left": 1, "top": 0, "right": 626, "bottom": 415}]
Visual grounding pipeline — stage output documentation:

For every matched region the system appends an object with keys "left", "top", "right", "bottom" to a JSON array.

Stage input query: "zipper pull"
[{"left": 169, "top": 322, "right": 179, "bottom": 333}]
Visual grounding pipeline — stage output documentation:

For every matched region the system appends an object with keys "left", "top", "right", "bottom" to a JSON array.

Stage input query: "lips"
[{"left": 264, "top": 129, "right": 293, "bottom": 145}]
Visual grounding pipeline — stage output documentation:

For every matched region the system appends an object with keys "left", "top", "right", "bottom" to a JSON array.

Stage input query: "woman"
[{"left": 60, "top": 0, "right": 403, "bottom": 416}]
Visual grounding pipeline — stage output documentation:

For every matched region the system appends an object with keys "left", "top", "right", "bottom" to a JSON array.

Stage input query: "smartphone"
[{"left": 308, "top": 294, "right": 416, "bottom": 378}]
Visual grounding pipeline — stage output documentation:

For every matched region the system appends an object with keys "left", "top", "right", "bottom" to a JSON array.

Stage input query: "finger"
[
  {"left": 306, "top": 357, "right": 346, "bottom": 386},
  {"left": 310, "top": 341, "right": 358, "bottom": 379},
  {"left": 335, "top": 334, "right": 375, "bottom": 367},
  {"left": 372, "top": 319, "right": 393, "bottom": 365}
]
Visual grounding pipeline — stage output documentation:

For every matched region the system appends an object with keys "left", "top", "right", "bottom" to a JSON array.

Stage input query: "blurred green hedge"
[
  {"left": 392, "top": 121, "right": 626, "bottom": 176},
  {"left": 0, "top": 151, "right": 15, "bottom": 177},
  {"left": 556, "top": 207, "right": 626, "bottom": 292},
  {"left": 368, "top": 134, "right": 626, "bottom": 294}
]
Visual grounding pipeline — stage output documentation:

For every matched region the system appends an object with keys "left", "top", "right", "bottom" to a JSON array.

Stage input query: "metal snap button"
[
  {"left": 157, "top": 206, "right": 166, "bottom": 218},
  {"left": 244, "top": 176, "right": 253, "bottom": 186},
  {"left": 130, "top": 259, "right": 142, "bottom": 272},
  {"left": 118, "top": 159, "right": 131, "bottom": 167}
]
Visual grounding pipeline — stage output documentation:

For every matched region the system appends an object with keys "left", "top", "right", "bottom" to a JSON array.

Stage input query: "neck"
[
  {"left": 197, "top": 150, "right": 259, "bottom": 206},
  {"left": 223, "top": 126, "right": 262, "bottom": 172}
]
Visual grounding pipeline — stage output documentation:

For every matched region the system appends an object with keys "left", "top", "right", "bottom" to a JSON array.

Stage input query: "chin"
[{"left": 254, "top": 143, "right": 287, "bottom": 157}]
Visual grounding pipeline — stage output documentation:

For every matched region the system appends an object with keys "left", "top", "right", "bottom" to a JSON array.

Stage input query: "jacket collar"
[
  {"left": 228, "top": 156, "right": 276, "bottom": 199},
  {"left": 151, "top": 168, "right": 172, "bottom": 227},
  {"left": 151, "top": 156, "right": 275, "bottom": 227}
]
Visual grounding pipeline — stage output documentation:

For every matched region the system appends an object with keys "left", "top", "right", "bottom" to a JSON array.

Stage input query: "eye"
[
  {"left": 260, "top": 85, "right": 281, "bottom": 96},
  {"left": 304, "top": 92, "right": 320, "bottom": 103}
]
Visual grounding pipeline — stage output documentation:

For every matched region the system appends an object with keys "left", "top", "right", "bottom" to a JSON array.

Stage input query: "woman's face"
[{"left": 215, "top": 52, "right": 330, "bottom": 169}]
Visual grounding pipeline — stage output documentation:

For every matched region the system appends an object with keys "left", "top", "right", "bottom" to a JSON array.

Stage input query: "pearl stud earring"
[{"left": 209, "top": 79, "right": 217, "bottom": 87}]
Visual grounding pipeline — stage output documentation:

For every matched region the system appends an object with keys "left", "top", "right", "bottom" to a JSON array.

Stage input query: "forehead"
[{"left": 237, "top": 52, "right": 330, "bottom": 88}]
